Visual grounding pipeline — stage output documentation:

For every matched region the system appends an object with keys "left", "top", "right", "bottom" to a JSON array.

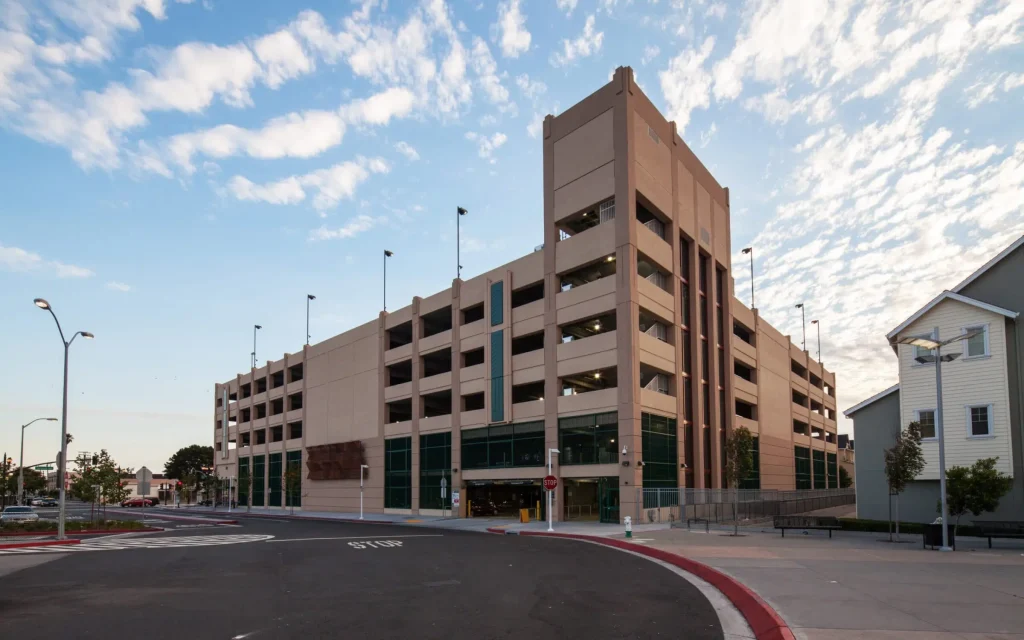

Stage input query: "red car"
[{"left": 120, "top": 497, "right": 156, "bottom": 507}]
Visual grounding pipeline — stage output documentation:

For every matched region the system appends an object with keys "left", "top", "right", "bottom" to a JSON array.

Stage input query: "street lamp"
[
  {"left": 306, "top": 294, "right": 316, "bottom": 346},
  {"left": 383, "top": 250, "right": 394, "bottom": 311},
  {"left": 896, "top": 328, "right": 982, "bottom": 552},
  {"left": 810, "top": 319, "right": 822, "bottom": 365},
  {"left": 252, "top": 324, "right": 262, "bottom": 369},
  {"left": 33, "top": 298, "right": 93, "bottom": 540},
  {"left": 457, "top": 206, "right": 468, "bottom": 279},
  {"left": 794, "top": 303, "right": 806, "bottom": 351},
  {"left": 740, "top": 247, "right": 754, "bottom": 309},
  {"left": 359, "top": 464, "right": 370, "bottom": 519},
  {"left": 18, "top": 417, "right": 57, "bottom": 505},
  {"left": 547, "top": 448, "right": 560, "bottom": 532}
]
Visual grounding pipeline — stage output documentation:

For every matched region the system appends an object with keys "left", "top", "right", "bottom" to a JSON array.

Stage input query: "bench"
[
  {"left": 974, "top": 521, "right": 1024, "bottom": 548},
  {"left": 774, "top": 515, "right": 841, "bottom": 538}
]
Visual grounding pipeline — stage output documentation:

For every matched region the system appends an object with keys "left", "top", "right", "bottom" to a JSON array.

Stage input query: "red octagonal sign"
[{"left": 543, "top": 475, "right": 558, "bottom": 491}]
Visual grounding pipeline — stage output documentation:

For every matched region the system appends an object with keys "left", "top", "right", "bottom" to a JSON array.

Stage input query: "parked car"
[
  {"left": 198, "top": 499, "right": 213, "bottom": 507},
  {"left": 120, "top": 497, "right": 156, "bottom": 508},
  {"left": 40, "top": 498, "right": 58, "bottom": 507},
  {"left": 29, "top": 498, "right": 44, "bottom": 506},
  {"left": 1, "top": 506, "right": 40, "bottom": 525}
]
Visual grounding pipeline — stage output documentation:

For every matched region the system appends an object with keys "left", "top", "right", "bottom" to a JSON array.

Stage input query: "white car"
[{"left": 0, "top": 506, "right": 40, "bottom": 524}]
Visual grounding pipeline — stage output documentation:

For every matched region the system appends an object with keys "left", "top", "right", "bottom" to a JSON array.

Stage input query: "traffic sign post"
[
  {"left": 440, "top": 477, "right": 448, "bottom": 517},
  {"left": 136, "top": 466, "right": 153, "bottom": 523},
  {"left": 546, "top": 449, "right": 560, "bottom": 532},
  {"left": 543, "top": 475, "right": 558, "bottom": 491}
]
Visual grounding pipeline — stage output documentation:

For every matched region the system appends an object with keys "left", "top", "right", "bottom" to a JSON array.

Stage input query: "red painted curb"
[
  {"left": 489, "top": 530, "right": 795, "bottom": 640},
  {"left": 0, "top": 539, "right": 81, "bottom": 550}
]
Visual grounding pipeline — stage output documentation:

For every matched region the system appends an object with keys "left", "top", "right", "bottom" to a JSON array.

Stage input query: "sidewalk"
[
  {"left": 638, "top": 526, "right": 1024, "bottom": 640},
  {"left": 158, "top": 505, "right": 667, "bottom": 535}
]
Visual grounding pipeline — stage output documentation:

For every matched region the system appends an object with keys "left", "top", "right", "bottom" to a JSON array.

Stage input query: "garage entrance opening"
[
  {"left": 564, "top": 477, "right": 619, "bottom": 522},
  {"left": 467, "top": 480, "right": 544, "bottom": 519}
]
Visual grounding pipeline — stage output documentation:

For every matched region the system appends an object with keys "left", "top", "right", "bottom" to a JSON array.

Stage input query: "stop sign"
[{"left": 543, "top": 475, "right": 558, "bottom": 491}]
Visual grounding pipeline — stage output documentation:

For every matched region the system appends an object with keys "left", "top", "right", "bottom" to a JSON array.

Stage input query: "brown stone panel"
[{"left": 305, "top": 441, "right": 367, "bottom": 480}]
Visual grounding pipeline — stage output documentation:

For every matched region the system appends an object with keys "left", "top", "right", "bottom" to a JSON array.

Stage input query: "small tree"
[
  {"left": 239, "top": 467, "right": 253, "bottom": 513},
  {"left": 838, "top": 466, "right": 853, "bottom": 489},
  {"left": 723, "top": 426, "right": 755, "bottom": 535},
  {"left": 884, "top": 421, "right": 925, "bottom": 541},
  {"left": 940, "top": 457, "right": 1013, "bottom": 535}
]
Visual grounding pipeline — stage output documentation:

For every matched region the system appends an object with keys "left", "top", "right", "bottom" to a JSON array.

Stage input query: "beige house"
[{"left": 213, "top": 68, "right": 839, "bottom": 522}]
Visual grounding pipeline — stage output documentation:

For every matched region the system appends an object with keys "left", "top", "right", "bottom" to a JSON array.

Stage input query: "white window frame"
[
  {"left": 965, "top": 404, "right": 994, "bottom": 438},
  {"left": 961, "top": 323, "right": 990, "bottom": 359},
  {"left": 913, "top": 408, "right": 937, "bottom": 441}
]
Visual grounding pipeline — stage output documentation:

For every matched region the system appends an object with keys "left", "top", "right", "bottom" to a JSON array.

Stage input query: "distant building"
[
  {"left": 837, "top": 434, "right": 855, "bottom": 487},
  {"left": 845, "top": 235, "right": 1024, "bottom": 524}
]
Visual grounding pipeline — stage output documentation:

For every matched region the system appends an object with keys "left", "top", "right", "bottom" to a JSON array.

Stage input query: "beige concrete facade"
[{"left": 213, "top": 68, "right": 837, "bottom": 520}]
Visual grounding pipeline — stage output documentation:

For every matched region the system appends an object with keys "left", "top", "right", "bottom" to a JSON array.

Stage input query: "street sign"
[
  {"left": 452, "top": 491, "right": 460, "bottom": 508},
  {"left": 543, "top": 475, "right": 558, "bottom": 491},
  {"left": 34, "top": 465, "right": 53, "bottom": 471},
  {"left": 137, "top": 466, "right": 153, "bottom": 496},
  {"left": 440, "top": 476, "right": 447, "bottom": 499}
]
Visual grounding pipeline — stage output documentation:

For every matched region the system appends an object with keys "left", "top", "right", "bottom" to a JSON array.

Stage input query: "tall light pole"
[
  {"left": 33, "top": 298, "right": 93, "bottom": 540},
  {"left": 811, "top": 319, "right": 822, "bottom": 365},
  {"left": 252, "top": 324, "right": 262, "bottom": 369},
  {"left": 306, "top": 294, "right": 316, "bottom": 346},
  {"left": 18, "top": 417, "right": 57, "bottom": 505},
  {"left": 383, "top": 250, "right": 394, "bottom": 311},
  {"left": 457, "top": 206, "right": 468, "bottom": 279},
  {"left": 795, "top": 303, "right": 806, "bottom": 351},
  {"left": 897, "top": 329, "right": 981, "bottom": 553},
  {"left": 741, "top": 247, "right": 754, "bottom": 309},
  {"left": 547, "top": 448, "right": 560, "bottom": 532}
]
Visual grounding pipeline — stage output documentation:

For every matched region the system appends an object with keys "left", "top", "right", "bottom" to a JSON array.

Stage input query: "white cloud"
[
  {"left": 227, "top": 156, "right": 390, "bottom": 211},
  {"left": 966, "top": 72, "right": 1024, "bottom": 108},
  {"left": 339, "top": 87, "right": 417, "bottom": 125},
  {"left": 659, "top": 36, "right": 715, "bottom": 133},
  {"left": 550, "top": 15, "right": 604, "bottom": 67},
  {"left": 706, "top": 2, "right": 727, "bottom": 19},
  {"left": 106, "top": 281, "right": 132, "bottom": 292},
  {"left": 395, "top": 141, "right": 420, "bottom": 161},
  {"left": 699, "top": 122, "right": 717, "bottom": 148},
  {"left": 465, "top": 131, "right": 508, "bottom": 163},
  {"left": 526, "top": 112, "right": 545, "bottom": 138},
  {"left": 555, "top": 0, "right": 578, "bottom": 17},
  {"left": 308, "top": 214, "right": 381, "bottom": 241},
  {"left": 641, "top": 45, "right": 660, "bottom": 66},
  {"left": 470, "top": 38, "right": 513, "bottom": 108},
  {"left": 515, "top": 73, "right": 547, "bottom": 100},
  {"left": 0, "top": 243, "right": 94, "bottom": 278},
  {"left": 495, "top": 0, "right": 531, "bottom": 58},
  {"left": 253, "top": 28, "right": 314, "bottom": 89}
]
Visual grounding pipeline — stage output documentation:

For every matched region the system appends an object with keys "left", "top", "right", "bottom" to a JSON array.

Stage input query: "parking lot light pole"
[
  {"left": 18, "top": 417, "right": 57, "bottom": 505},
  {"left": 360, "top": 464, "right": 369, "bottom": 519},
  {"left": 547, "top": 449, "right": 560, "bottom": 533},
  {"left": 897, "top": 329, "right": 981, "bottom": 552},
  {"left": 34, "top": 298, "right": 93, "bottom": 540}
]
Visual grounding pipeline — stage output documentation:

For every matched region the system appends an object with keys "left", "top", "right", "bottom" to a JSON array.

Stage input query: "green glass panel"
[
  {"left": 285, "top": 450, "right": 302, "bottom": 507},
  {"left": 642, "top": 412, "right": 677, "bottom": 489},
  {"left": 385, "top": 437, "right": 412, "bottom": 509},
  {"left": 490, "top": 281, "right": 504, "bottom": 326},
  {"left": 237, "top": 458, "right": 250, "bottom": 506},
  {"left": 252, "top": 454, "right": 266, "bottom": 507},
  {"left": 268, "top": 453, "right": 282, "bottom": 507},
  {"left": 419, "top": 432, "right": 452, "bottom": 510}
]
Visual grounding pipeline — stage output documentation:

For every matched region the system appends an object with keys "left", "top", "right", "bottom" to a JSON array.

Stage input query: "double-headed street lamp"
[
  {"left": 383, "top": 250, "right": 394, "bottom": 311},
  {"left": 19, "top": 417, "right": 57, "bottom": 505},
  {"left": 306, "top": 294, "right": 316, "bottom": 346},
  {"left": 740, "top": 247, "right": 754, "bottom": 308},
  {"left": 34, "top": 298, "right": 93, "bottom": 540},
  {"left": 794, "top": 303, "right": 807, "bottom": 351},
  {"left": 457, "top": 206, "right": 468, "bottom": 279},
  {"left": 252, "top": 324, "right": 262, "bottom": 369},
  {"left": 896, "top": 328, "right": 982, "bottom": 553}
]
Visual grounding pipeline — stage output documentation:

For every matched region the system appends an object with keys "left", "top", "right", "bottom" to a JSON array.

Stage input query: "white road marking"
[
  {"left": 0, "top": 534, "right": 274, "bottom": 555},
  {"left": 265, "top": 534, "right": 442, "bottom": 543},
  {"left": 348, "top": 540, "right": 404, "bottom": 549}
]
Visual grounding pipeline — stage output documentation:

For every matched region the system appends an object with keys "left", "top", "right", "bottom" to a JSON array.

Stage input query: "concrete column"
[
  {"left": 410, "top": 297, "right": 422, "bottom": 514},
  {"left": 450, "top": 279, "right": 462, "bottom": 517}
]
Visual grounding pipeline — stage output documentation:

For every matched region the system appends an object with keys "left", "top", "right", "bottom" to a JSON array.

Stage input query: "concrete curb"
[
  {"left": 0, "top": 539, "right": 81, "bottom": 550},
  {"left": 148, "top": 512, "right": 239, "bottom": 525},
  {"left": 486, "top": 528, "right": 795, "bottom": 640},
  {"left": 225, "top": 512, "right": 401, "bottom": 526}
]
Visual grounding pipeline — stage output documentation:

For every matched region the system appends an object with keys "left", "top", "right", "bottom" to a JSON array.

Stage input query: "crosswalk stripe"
[{"left": 0, "top": 534, "right": 274, "bottom": 555}]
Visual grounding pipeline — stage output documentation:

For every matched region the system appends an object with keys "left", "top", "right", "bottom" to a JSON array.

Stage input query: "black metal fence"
[{"left": 634, "top": 488, "right": 856, "bottom": 524}]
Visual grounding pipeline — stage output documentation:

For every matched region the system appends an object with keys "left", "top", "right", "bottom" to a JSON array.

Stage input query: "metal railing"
[{"left": 634, "top": 487, "right": 855, "bottom": 524}]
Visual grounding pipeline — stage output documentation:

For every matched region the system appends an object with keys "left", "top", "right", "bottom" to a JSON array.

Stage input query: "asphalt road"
[{"left": 0, "top": 517, "right": 724, "bottom": 639}]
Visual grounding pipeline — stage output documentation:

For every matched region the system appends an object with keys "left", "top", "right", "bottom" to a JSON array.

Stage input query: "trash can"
[{"left": 923, "top": 523, "right": 955, "bottom": 550}]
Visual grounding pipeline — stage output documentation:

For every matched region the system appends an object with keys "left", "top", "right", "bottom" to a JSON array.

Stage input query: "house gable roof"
[
  {"left": 843, "top": 384, "right": 899, "bottom": 418},
  {"left": 885, "top": 290, "right": 1018, "bottom": 342},
  {"left": 951, "top": 234, "right": 1024, "bottom": 294}
]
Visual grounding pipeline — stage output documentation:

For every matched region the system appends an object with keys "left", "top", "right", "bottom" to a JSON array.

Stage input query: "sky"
[{"left": 1, "top": 0, "right": 1022, "bottom": 474}]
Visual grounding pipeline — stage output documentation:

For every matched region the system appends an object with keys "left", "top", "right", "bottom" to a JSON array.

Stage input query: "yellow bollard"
[
  {"left": 467, "top": 500, "right": 471, "bottom": 517},
  {"left": 520, "top": 508, "right": 530, "bottom": 523}
]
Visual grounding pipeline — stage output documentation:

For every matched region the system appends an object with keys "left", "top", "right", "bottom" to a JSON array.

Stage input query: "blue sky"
[{"left": 2, "top": 0, "right": 1022, "bottom": 473}]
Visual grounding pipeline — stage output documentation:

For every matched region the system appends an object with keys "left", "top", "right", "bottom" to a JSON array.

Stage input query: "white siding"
[{"left": 897, "top": 298, "right": 1014, "bottom": 479}]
